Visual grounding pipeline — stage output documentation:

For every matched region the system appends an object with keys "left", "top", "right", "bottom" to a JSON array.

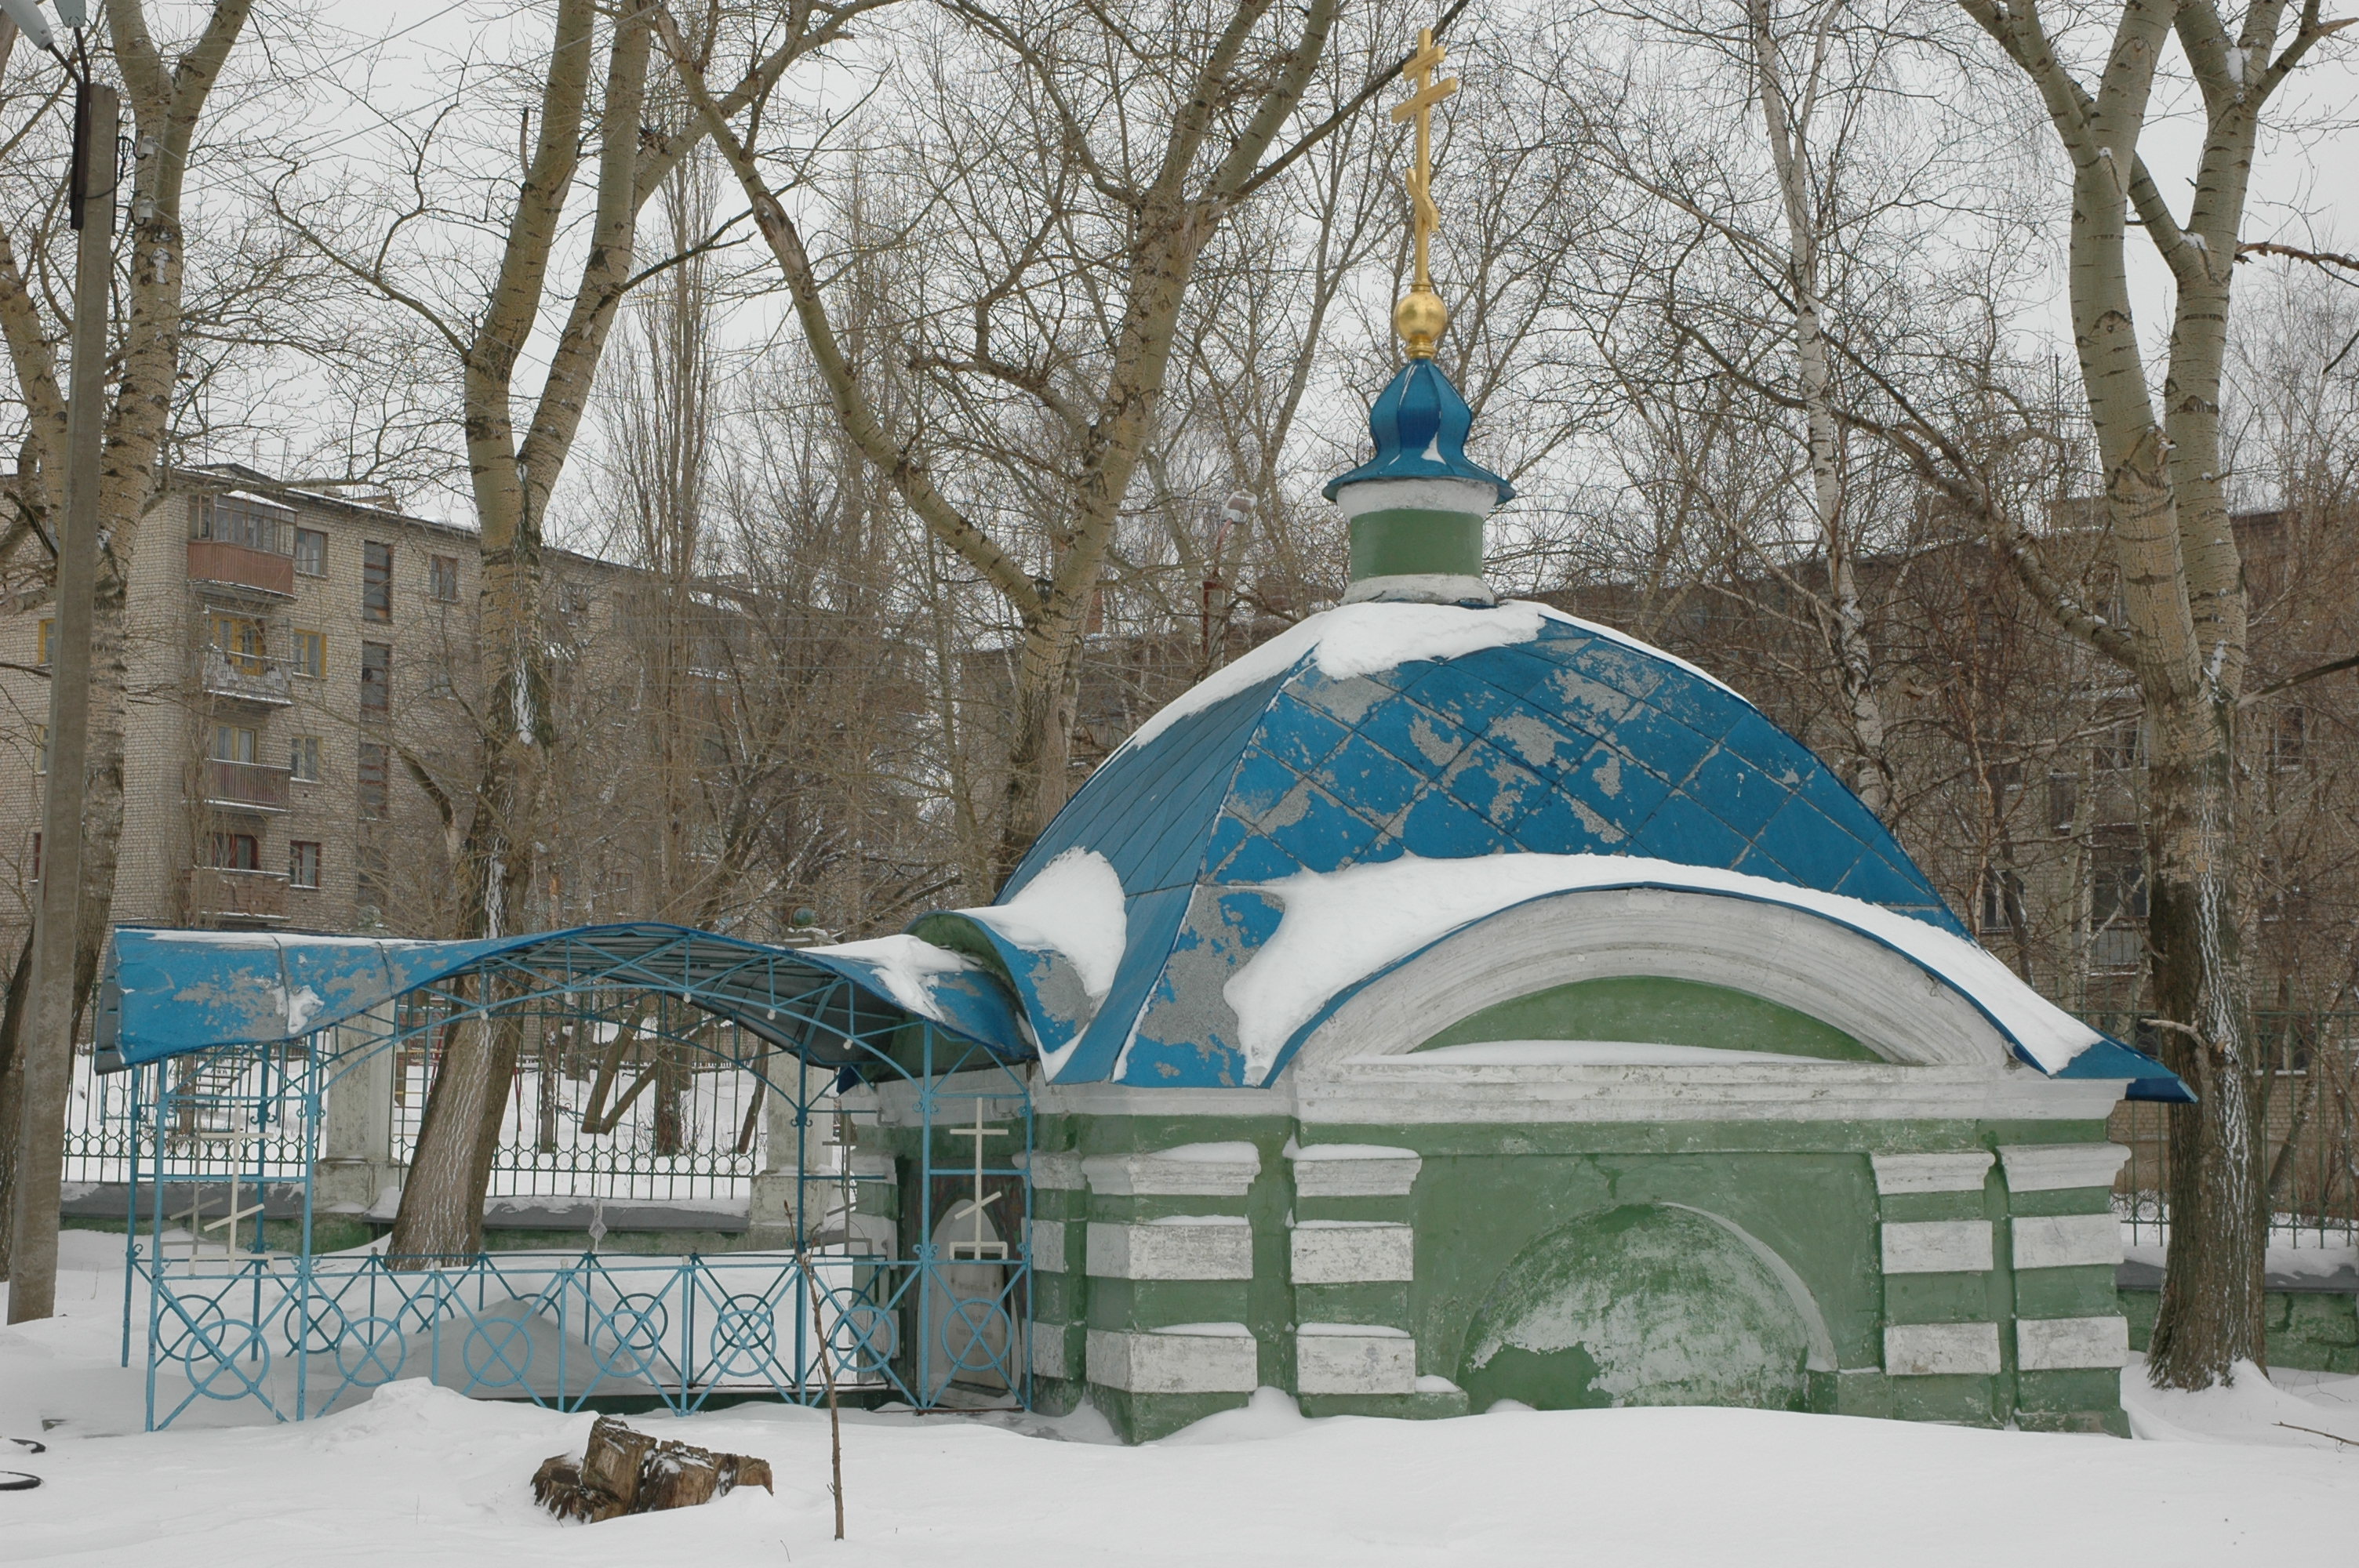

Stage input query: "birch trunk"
[
  {"left": 1750, "top": 0, "right": 1893, "bottom": 816},
  {"left": 0, "top": 2, "right": 253, "bottom": 1284},
  {"left": 1963, "top": 0, "right": 2343, "bottom": 1385}
]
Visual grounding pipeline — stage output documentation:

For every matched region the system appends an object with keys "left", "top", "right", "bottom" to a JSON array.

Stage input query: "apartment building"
[{"left": 2, "top": 464, "right": 629, "bottom": 943}]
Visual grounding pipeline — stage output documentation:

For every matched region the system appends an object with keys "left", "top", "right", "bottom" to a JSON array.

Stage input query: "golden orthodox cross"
[{"left": 1389, "top": 27, "right": 1458, "bottom": 356}]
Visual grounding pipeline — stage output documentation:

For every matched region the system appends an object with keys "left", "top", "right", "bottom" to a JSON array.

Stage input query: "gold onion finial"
[{"left": 1390, "top": 25, "right": 1457, "bottom": 358}]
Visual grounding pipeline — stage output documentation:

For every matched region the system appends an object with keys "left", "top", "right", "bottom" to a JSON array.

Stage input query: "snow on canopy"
[
  {"left": 929, "top": 598, "right": 2183, "bottom": 1098},
  {"left": 98, "top": 923, "right": 1030, "bottom": 1069}
]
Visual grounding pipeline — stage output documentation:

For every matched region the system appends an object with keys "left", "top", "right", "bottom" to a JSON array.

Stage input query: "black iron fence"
[{"left": 2097, "top": 1011, "right": 2359, "bottom": 1248}]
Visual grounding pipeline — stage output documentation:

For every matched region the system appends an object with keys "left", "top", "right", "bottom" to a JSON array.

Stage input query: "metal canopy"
[{"left": 98, "top": 921, "right": 1031, "bottom": 1069}]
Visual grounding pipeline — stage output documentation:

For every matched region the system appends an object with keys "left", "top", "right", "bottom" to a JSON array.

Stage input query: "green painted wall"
[
  {"left": 1419, "top": 976, "right": 1881, "bottom": 1062},
  {"left": 1020, "top": 1104, "right": 2125, "bottom": 1440},
  {"left": 1347, "top": 507, "right": 1486, "bottom": 580},
  {"left": 2123, "top": 1285, "right": 2359, "bottom": 1374}
]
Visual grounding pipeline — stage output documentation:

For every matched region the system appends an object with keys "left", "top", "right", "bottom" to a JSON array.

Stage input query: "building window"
[
  {"left": 357, "top": 839, "right": 387, "bottom": 907},
  {"left": 209, "top": 612, "right": 267, "bottom": 676},
  {"left": 558, "top": 582, "right": 592, "bottom": 620},
  {"left": 360, "top": 641, "right": 391, "bottom": 716},
  {"left": 2092, "top": 720, "right": 2140, "bottom": 772},
  {"left": 37, "top": 618, "right": 53, "bottom": 665},
  {"left": 429, "top": 554, "right": 460, "bottom": 603},
  {"left": 289, "top": 840, "right": 322, "bottom": 889},
  {"left": 1978, "top": 868, "right": 2026, "bottom": 934},
  {"left": 2271, "top": 706, "right": 2306, "bottom": 771},
  {"left": 423, "top": 665, "right": 456, "bottom": 702},
  {"left": 357, "top": 741, "right": 389, "bottom": 818},
  {"left": 211, "top": 724, "right": 258, "bottom": 764},
  {"left": 291, "top": 629, "right": 325, "bottom": 679},
  {"left": 2091, "top": 833, "right": 2148, "bottom": 924},
  {"left": 289, "top": 734, "right": 322, "bottom": 782},
  {"left": 194, "top": 492, "right": 295, "bottom": 554},
  {"left": 362, "top": 541, "right": 393, "bottom": 621},
  {"left": 293, "top": 527, "right": 328, "bottom": 577},
  {"left": 208, "top": 832, "right": 261, "bottom": 871},
  {"left": 2046, "top": 773, "right": 2077, "bottom": 834}
]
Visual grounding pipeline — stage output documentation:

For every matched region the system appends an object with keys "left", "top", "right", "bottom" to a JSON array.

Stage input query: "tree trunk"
[
  {"left": 1750, "top": 0, "right": 1893, "bottom": 817},
  {"left": 0, "top": 4, "right": 251, "bottom": 1301},
  {"left": 994, "top": 613, "right": 1088, "bottom": 880}
]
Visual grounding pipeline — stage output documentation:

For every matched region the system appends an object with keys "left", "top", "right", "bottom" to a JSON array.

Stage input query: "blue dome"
[{"left": 923, "top": 601, "right": 1968, "bottom": 1089}]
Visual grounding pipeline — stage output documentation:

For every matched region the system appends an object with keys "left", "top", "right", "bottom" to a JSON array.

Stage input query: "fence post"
[
  {"left": 748, "top": 1051, "right": 823, "bottom": 1250},
  {"left": 316, "top": 1004, "right": 399, "bottom": 1216}
]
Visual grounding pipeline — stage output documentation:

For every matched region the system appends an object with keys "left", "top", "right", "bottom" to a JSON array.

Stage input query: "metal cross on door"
[{"left": 942, "top": 1102, "right": 1009, "bottom": 1261}]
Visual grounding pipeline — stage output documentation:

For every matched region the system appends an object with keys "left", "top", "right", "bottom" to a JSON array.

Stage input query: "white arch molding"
[{"left": 1287, "top": 885, "right": 2016, "bottom": 1073}]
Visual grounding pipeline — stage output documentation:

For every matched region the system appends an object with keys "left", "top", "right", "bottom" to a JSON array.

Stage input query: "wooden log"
[
  {"left": 578, "top": 1416, "right": 657, "bottom": 1510},
  {"left": 635, "top": 1447, "right": 722, "bottom": 1512},
  {"left": 533, "top": 1420, "right": 773, "bottom": 1523},
  {"left": 531, "top": 1454, "right": 628, "bottom": 1523}
]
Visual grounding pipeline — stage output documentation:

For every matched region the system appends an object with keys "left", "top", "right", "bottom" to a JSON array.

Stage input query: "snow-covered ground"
[{"left": 5, "top": 1231, "right": 2354, "bottom": 1565}]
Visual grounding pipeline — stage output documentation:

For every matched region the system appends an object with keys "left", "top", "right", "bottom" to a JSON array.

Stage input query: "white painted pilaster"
[
  {"left": 1296, "top": 1325, "right": 1416, "bottom": 1396},
  {"left": 2016, "top": 1316, "right": 2131, "bottom": 1370},
  {"left": 1085, "top": 1218, "right": 1254, "bottom": 1280},
  {"left": 2011, "top": 1214, "right": 2124, "bottom": 1271},
  {"left": 1997, "top": 1143, "right": 2130, "bottom": 1192},
  {"left": 1289, "top": 1221, "right": 1415, "bottom": 1284},
  {"left": 1869, "top": 1150, "right": 1994, "bottom": 1195},
  {"left": 1884, "top": 1322, "right": 2001, "bottom": 1376},
  {"left": 1288, "top": 1143, "right": 1421, "bottom": 1199},
  {"left": 1025, "top": 1217, "right": 1068, "bottom": 1274},
  {"left": 1083, "top": 1143, "right": 1261, "bottom": 1197},
  {"left": 1086, "top": 1325, "right": 1259, "bottom": 1394},
  {"left": 1881, "top": 1220, "right": 1994, "bottom": 1274}
]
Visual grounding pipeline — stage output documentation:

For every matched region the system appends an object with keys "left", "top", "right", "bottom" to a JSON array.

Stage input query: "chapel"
[{"left": 843, "top": 29, "right": 2184, "bottom": 1440}]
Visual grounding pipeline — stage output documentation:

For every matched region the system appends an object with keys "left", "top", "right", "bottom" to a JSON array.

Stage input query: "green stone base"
[
  {"left": 1806, "top": 1368, "right": 1894, "bottom": 1418},
  {"left": 1883, "top": 1374, "right": 2002, "bottom": 1427},
  {"left": 1027, "top": 1374, "right": 1087, "bottom": 1417},
  {"left": 2017, "top": 1367, "right": 2129, "bottom": 1436},
  {"left": 1299, "top": 1387, "right": 1470, "bottom": 1421},
  {"left": 1089, "top": 1385, "right": 1254, "bottom": 1444}
]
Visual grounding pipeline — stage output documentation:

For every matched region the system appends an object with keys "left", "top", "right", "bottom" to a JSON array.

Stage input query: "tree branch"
[{"left": 652, "top": 3, "right": 1043, "bottom": 619}]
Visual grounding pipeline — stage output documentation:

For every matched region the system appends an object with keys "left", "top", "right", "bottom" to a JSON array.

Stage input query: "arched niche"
[{"left": 1459, "top": 1203, "right": 1833, "bottom": 1413}]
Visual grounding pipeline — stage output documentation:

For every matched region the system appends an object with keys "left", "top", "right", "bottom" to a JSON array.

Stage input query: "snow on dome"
[
  {"left": 1217, "top": 851, "right": 2106, "bottom": 1080},
  {"left": 1118, "top": 599, "right": 1559, "bottom": 755},
  {"left": 970, "top": 597, "right": 1983, "bottom": 1087},
  {"left": 963, "top": 848, "right": 1127, "bottom": 1002}
]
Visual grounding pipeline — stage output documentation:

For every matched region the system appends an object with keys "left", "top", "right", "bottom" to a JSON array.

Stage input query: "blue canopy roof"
[{"left": 99, "top": 922, "right": 1029, "bottom": 1068}]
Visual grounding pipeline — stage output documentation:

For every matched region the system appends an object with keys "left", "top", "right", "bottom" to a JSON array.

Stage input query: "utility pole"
[{"left": 7, "top": 75, "right": 118, "bottom": 1325}]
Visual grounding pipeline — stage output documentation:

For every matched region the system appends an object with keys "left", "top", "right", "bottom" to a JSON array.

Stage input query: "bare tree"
[
  {"left": 0, "top": 0, "right": 255, "bottom": 1289},
  {"left": 661, "top": 0, "right": 1460, "bottom": 880},
  {"left": 278, "top": 0, "right": 874, "bottom": 1260}
]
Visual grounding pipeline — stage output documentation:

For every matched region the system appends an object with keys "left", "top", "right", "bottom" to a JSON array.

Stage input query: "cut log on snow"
[{"left": 532, "top": 1416, "right": 773, "bottom": 1523}]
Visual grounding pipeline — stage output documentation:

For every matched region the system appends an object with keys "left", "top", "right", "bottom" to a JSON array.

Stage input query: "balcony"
[
  {"left": 189, "top": 867, "right": 288, "bottom": 923},
  {"left": 200, "top": 758, "right": 291, "bottom": 814},
  {"left": 198, "top": 646, "right": 292, "bottom": 706},
  {"left": 187, "top": 537, "right": 295, "bottom": 597}
]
